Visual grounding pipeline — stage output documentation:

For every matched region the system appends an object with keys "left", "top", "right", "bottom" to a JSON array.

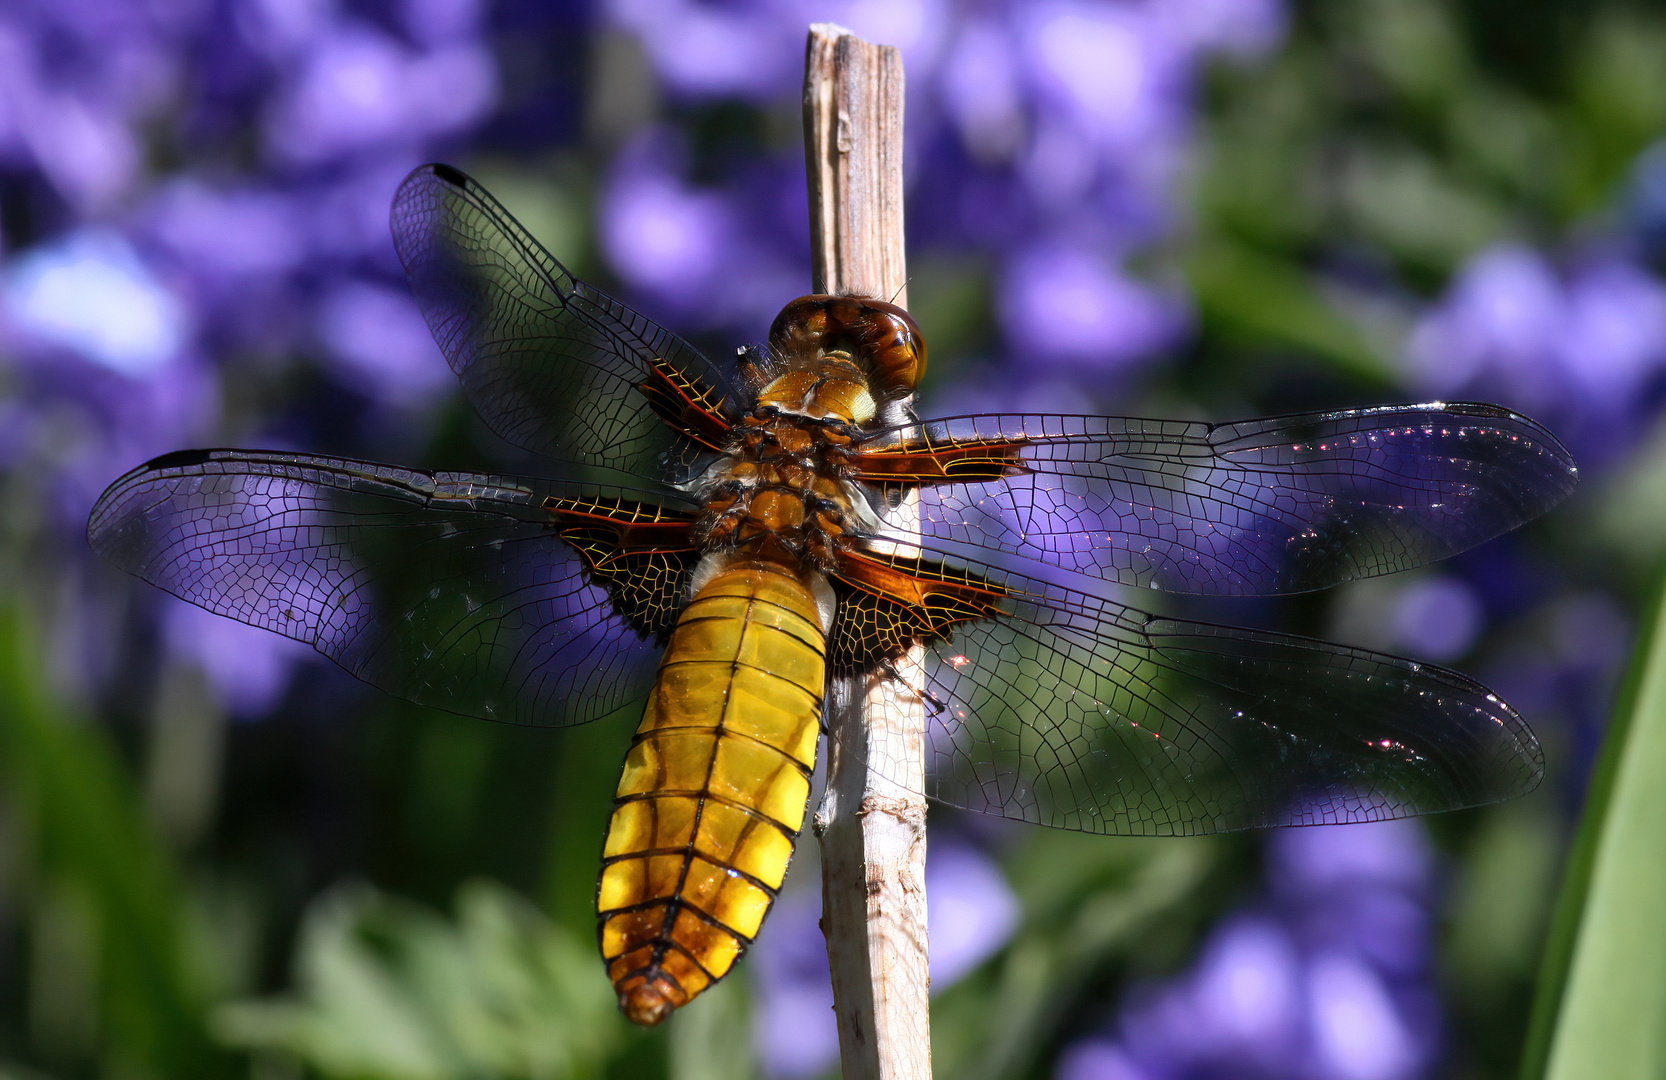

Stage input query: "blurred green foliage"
[
  {"left": 1185, "top": 0, "right": 1666, "bottom": 398},
  {"left": 215, "top": 881, "right": 622, "bottom": 1080},
  {"left": 931, "top": 835, "right": 1221, "bottom": 1080},
  {"left": 0, "top": 606, "right": 232, "bottom": 1079}
]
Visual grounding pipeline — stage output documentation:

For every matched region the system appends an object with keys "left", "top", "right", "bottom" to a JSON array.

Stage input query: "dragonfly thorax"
[{"left": 696, "top": 409, "right": 870, "bottom": 571}]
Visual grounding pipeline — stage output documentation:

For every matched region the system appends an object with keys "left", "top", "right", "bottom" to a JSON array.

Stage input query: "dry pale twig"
[{"left": 803, "top": 22, "right": 933, "bottom": 1080}]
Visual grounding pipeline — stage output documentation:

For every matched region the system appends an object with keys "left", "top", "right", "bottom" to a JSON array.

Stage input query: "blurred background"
[{"left": 0, "top": 0, "right": 1662, "bottom": 1077}]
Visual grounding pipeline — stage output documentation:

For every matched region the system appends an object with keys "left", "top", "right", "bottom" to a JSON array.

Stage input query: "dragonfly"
[{"left": 88, "top": 163, "right": 1577, "bottom": 1026}]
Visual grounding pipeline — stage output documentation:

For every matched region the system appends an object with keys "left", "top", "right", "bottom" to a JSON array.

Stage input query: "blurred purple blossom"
[
  {"left": 1388, "top": 576, "right": 1484, "bottom": 662},
  {"left": 606, "top": 0, "right": 949, "bottom": 101},
  {"left": 1407, "top": 243, "right": 1666, "bottom": 460},
  {"left": 0, "top": 0, "right": 518, "bottom": 727},
  {"left": 166, "top": 600, "right": 310, "bottom": 719},
  {"left": 0, "top": 9, "right": 156, "bottom": 212},
  {"left": 599, "top": 0, "right": 1280, "bottom": 375},
  {"left": 264, "top": 23, "right": 496, "bottom": 165},
  {"left": 1627, "top": 138, "right": 1666, "bottom": 268},
  {"left": 1151, "top": 0, "right": 1287, "bottom": 59},
  {"left": 5, "top": 346, "right": 220, "bottom": 532},
  {"left": 148, "top": 180, "right": 309, "bottom": 285},
  {"left": 315, "top": 279, "right": 451, "bottom": 406},
  {"left": 1059, "top": 821, "right": 1438, "bottom": 1080},
  {"left": 607, "top": 0, "right": 803, "bottom": 101},
  {"left": 940, "top": 20, "right": 1027, "bottom": 163},
  {"left": 999, "top": 243, "right": 1191, "bottom": 370},
  {"left": 4, "top": 229, "right": 188, "bottom": 376},
  {"left": 752, "top": 839, "right": 1018, "bottom": 1078},
  {"left": 0, "top": 224, "right": 222, "bottom": 525},
  {"left": 927, "top": 840, "right": 1020, "bottom": 985},
  {"left": 1480, "top": 590, "right": 1630, "bottom": 811},
  {"left": 1020, "top": 4, "right": 1188, "bottom": 158},
  {"left": 751, "top": 887, "right": 839, "bottom": 1080},
  {"left": 599, "top": 130, "right": 807, "bottom": 329},
  {"left": 601, "top": 141, "right": 737, "bottom": 299}
]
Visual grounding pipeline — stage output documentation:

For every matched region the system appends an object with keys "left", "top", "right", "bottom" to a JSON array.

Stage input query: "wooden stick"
[{"left": 803, "top": 24, "right": 932, "bottom": 1080}]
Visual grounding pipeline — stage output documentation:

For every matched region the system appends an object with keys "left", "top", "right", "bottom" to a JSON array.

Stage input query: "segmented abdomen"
[{"left": 597, "top": 556, "right": 826, "bottom": 1025}]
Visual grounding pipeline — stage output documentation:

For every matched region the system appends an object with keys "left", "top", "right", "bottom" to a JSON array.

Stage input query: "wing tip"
[
  {"left": 392, "top": 163, "right": 472, "bottom": 222},
  {"left": 88, "top": 448, "right": 222, "bottom": 545},
  {"left": 427, "top": 162, "right": 470, "bottom": 189},
  {"left": 142, "top": 448, "right": 218, "bottom": 471}
]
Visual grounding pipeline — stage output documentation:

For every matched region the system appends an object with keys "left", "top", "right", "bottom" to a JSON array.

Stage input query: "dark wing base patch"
[
  {"left": 827, "top": 548, "right": 1008, "bottom": 672},
  {"left": 544, "top": 495, "right": 699, "bottom": 639}
]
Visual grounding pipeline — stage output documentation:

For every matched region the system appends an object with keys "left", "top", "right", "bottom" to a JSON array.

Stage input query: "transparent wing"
[
  {"left": 390, "top": 164, "right": 739, "bottom": 479},
  {"left": 88, "top": 449, "right": 702, "bottom": 727},
  {"left": 830, "top": 556, "right": 1541, "bottom": 835},
  {"left": 850, "top": 403, "right": 1578, "bottom": 596}
]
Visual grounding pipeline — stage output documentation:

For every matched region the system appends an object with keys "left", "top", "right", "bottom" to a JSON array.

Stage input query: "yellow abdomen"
[{"left": 597, "top": 556, "right": 826, "bottom": 1025}]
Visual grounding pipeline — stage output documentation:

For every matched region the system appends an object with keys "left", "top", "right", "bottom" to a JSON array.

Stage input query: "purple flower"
[
  {"left": 147, "top": 180, "right": 308, "bottom": 285},
  {"left": 1306, "top": 953, "right": 1421, "bottom": 1080},
  {"left": 927, "top": 841, "right": 1019, "bottom": 985},
  {"left": 750, "top": 887, "right": 839, "bottom": 1079},
  {"left": 1062, "top": 821, "right": 1439, "bottom": 1080},
  {"left": 1057, "top": 1040, "right": 1148, "bottom": 1080},
  {"left": 1387, "top": 576, "right": 1483, "bottom": 661},
  {"left": 1406, "top": 245, "right": 1561, "bottom": 397},
  {"left": 606, "top": 0, "right": 951, "bottom": 104},
  {"left": 1557, "top": 257, "right": 1666, "bottom": 406},
  {"left": 264, "top": 22, "right": 497, "bottom": 165},
  {"left": 0, "top": 0, "right": 521, "bottom": 735},
  {"left": 403, "top": 0, "right": 489, "bottom": 48},
  {"left": 598, "top": 131, "right": 806, "bottom": 331},
  {"left": 1019, "top": 3, "right": 1189, "bottom": 155},
  {"left": 1151, "top": 0, "right": 1287, "bottom": 59},
  {"left": 940, "top": 20, "right": 1028, "bottom": 163},
  {"left": 0, "top": 15, "right": 148, "bottom": 211},
  {"left": 166, "top": 600, "right": 308, "bottom": 719},
  {"left": 309, "top": 160, "right": 427, "bottom": 264},
  {"left": 1406, "top": 243, "right": 1666, "bottom": 420},
  {"left": 600, "top": 140, "right": 737, "bottom": 301},
  {"left": 1270, "top": 817, "right": 1431, "bottom": 894},
  {"left": 315, "top": 279, "right": 452, "bottom": 407},
  {"left": 4, "top": 229, "right": 188, "bottom": 376},
  {"left": 1626, "top": 138, "right": 1666, "bottom": 266},
  {"left": 999, "top": 242, "right": 1192, "bottom": 371},
  {"left": 605, "top": 0, "right": 805, "bottom": 101},
  {"left": 750, "top": 839, "right": 1018, "bottom": 1078}
]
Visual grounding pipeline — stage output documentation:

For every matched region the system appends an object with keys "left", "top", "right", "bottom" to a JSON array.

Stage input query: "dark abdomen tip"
[{"left": 620, "top": 977, "right": 678, "bottom": 1026}]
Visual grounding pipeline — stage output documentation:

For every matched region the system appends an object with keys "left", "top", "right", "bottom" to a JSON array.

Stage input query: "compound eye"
[
  {"left": 766, "top": 295, "right": 928, "bottom": 393},
  {"left": 861, "top": 303, "right": 926, "bottom": 392}
]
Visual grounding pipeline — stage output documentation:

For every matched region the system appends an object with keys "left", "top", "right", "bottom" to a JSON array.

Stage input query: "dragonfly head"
[{"left": 768, "top": 293, "right": 928, "bottom": 394}]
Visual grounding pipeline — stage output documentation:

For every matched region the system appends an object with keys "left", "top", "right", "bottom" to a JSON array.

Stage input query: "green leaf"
[
  {"left": 1183, "top": 241, "right": 1395, "bottom": 385},
  {"left": 0, "top": 604, "right": 231, "bottom": 1079},
  {"left": 216, "top": 880, "right": 624, "bottom": 1080},
  {"left": 1520, "top": 566, "right": 1666, "bottom": 1079}
]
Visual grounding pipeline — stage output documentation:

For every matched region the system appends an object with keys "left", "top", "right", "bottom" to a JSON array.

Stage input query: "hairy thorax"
[{"left": 694, "top": 353, "right": 880, "bottom": 571}]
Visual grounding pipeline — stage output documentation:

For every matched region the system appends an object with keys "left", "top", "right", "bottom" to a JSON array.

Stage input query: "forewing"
[
  {"left": 87, "top": 450, "right": 701, "bottom": 727},
  {"left": 850, "top": 403, "right": 1577, "bottom": 595},
  {"left": 390, "top": 164, "right": 739, "bottom": 479},
  {"left": 831, "top": 557, "right": 1541, "bottom": 835}
]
